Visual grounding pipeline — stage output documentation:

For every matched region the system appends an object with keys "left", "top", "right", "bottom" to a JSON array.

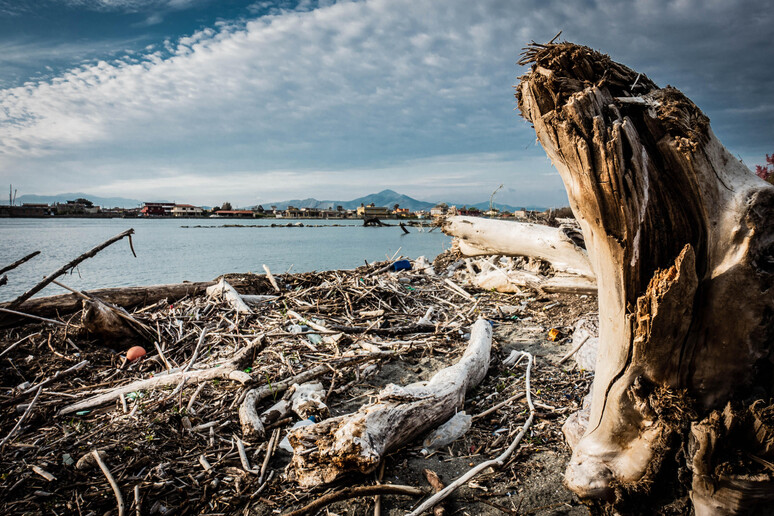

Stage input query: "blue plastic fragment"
[{"left": 391, "top": 259, "right": 412, "bottom": 271}]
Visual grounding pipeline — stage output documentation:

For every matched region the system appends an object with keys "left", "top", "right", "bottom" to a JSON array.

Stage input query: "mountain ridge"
[{"left": 3, "top": 189, "right": 548, "bottom": 212}]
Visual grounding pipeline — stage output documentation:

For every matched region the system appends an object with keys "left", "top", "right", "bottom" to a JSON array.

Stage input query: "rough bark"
[
  {"left": 80, "top": 298, "right": 151, "bottom": 346},
  {"left": 443, "top": 216, "right": 594, "bottom": 277},
  {"left": 518, "top": 42, "right": 774, "bottom": 512},
  {"left": 289, "top": 319, "right": 492, "bottom": 487}
]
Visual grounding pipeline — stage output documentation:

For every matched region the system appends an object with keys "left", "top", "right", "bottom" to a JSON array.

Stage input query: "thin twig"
[
  {"left": 407, "top": 352, "right": 535, "bottom": 516},
  {"left": 183, "top": 327, "right": 209, "bottom": 373},
  {"left": 92, "top": 450, "right": 125, "bottom": 516},
  {"left": 558, "top": 334, "right": 590, "bottom": 365},
  {"left": 0, "top": 307, "right": 66, "bottom": 326},
  {"left": 0, "top": 331, "right": 41, "bottom": 359},
  {"left": 1, "top": 386, "right": 42, "bottom": 449},
  {"left": 283, "top": 485, "right": 425, "bottom": 516}
]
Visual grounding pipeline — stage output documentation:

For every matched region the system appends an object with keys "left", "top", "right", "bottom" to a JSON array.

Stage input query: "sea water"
[{"left": 0, "top": 218, "right": 450, "bottom": 301}]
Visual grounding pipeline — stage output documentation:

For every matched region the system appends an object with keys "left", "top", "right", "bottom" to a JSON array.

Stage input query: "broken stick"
[{"left": 5, "top": 229, "right": 135, "bottom": 311}]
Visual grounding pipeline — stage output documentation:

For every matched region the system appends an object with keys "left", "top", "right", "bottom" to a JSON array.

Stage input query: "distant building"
[
  {"left": 393, "top": 208, "right": 410, "bottom": 217},
  {"left": 356, "top": 203, "right": 391, "bottom": 218},
  {"left": 171, "top": 204, "right": 204, "bottom": 217},
  {"left": 284, "top": 206, "right": 302, "bottom": 218},
  {"left": 11, "top": 203, "right": 51, "bottom": 217},
  {"left": 215, "top": 210, "right": 254, "bottom": 218},
  {"left": 430, "top": 203, "right": 448, "bottom": 218},
  {"left": 513, "top": 209, "right": 527, "bottom": 219},
  {"left": 55, "top": 200, "right": 99, "bottom": 216},
  {"left": 141, "top": 202, "right": 175, "bottom": 217}
]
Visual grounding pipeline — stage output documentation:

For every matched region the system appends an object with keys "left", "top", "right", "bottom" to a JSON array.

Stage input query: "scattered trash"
[
  {"left": 279, "top": 419, "right": 315, "bottom": 453},
  {"left": 391, "top": 259, "right": 412, "bottom": 272},
  {"left": 126, "top": 345, "right": 146, "bottom": 361},
  {"left": 422, "top": 411, "right": 472, "bottom": 454}
]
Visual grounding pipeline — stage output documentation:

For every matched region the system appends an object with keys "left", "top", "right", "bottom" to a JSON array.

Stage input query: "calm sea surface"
[{"left": 0, "top": 218, "right": 451, "bottom": 302}]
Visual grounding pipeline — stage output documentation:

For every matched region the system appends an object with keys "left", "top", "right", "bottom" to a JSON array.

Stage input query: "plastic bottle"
[
  {"left": 278, "top": 418, "right": 315, "bottom": 453},
  {"left": 421, "top": 411, "right": 472, "bottom": 454}
]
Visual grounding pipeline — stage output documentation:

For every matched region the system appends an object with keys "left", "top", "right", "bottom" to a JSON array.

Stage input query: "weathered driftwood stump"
[{"left": 517, "top": 42, "right": 774, "bottom": 513}]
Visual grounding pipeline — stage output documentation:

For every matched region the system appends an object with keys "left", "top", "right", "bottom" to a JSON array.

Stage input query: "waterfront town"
[{"left": 0, "top": 198, "right": 548, "bottom": 220}]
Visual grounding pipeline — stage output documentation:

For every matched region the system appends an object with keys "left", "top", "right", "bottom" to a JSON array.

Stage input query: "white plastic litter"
[
  {"left": 421, "top": 411, "right": 472, "bottom": 454},
  {"left": 278, "top": 419, "right": 315, "bottom": 453}
]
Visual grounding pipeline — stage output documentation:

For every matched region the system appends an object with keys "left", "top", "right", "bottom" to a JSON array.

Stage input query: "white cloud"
[{"left": 0, "top": 0, "right": 771, "bottom": 206}]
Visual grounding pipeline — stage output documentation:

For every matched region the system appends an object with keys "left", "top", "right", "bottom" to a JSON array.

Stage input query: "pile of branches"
[{"left": 0, "top": 236, "right": 595, "bottom": 515}]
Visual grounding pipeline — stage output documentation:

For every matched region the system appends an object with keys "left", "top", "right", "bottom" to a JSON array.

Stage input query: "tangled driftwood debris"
[{"left": 0, "top": 231, "right": 599, "bottom": 515}]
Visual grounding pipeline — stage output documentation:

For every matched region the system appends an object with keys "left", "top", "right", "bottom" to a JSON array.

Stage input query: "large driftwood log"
[
  {"left": 0, "top": 281, "right": 216, "bottom": 328},
  {"left": 289, "top": 319, "right": 492, "bottom": 487},
  {"left": 518, "top": 42, "right": 774, "bottom": 512},
  {"left": 443, "top": 216, "right": 594, "bottom": 277},
  {"left": 473, "top": 269, "right": 597, "bottom": 295}
]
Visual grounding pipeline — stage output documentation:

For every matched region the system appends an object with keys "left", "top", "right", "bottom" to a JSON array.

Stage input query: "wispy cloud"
[{"left": 0, "top": 0, "right": 771, "bottom": 206}]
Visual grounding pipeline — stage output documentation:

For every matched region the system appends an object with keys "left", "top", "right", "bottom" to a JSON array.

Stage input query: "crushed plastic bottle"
[
  {"left": 278, "top": 418, "right": 315, "bottom": 453},
  {"left": 421, "top": 411, "right": 472, "bottom": 454}
]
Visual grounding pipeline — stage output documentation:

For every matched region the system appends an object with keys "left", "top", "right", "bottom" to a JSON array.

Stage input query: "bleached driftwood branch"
[
  {"left": 206, "top": 278, "right": 252, "bottom": 314},
  {"left": 289, "top": 319, "right": 493, "bottom": 487},
  {"left": 473, "top": 269, "right": 596, "bottom": 295},
  {"left": 60, "top": 336, "right": 262, "bottom": 415},
  {"left": 443, "top": 216, "right": 593, "bottom": 277}
]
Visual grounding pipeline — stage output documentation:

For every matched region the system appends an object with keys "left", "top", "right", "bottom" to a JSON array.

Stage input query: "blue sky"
[{"left": 0, "top": 0, "right": 771, "bottom": 207}]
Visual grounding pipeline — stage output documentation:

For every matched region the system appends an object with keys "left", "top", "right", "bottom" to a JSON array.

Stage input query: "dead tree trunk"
[{"left": 517, "top": 42, "right": 774, "bottom": 513}]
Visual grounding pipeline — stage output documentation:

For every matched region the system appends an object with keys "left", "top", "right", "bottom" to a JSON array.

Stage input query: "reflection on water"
[{"left": 0, "top": 218, "right": 450, "bottom": 301}]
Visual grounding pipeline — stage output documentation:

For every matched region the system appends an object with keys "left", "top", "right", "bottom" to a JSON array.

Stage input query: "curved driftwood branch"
[
  {"left": 443, "top": 216, "right": 593, "bottom": 277},
  {"left": 289, "top": 319, "right": 492, "bottom": 487},
  {"left": 6, "top": 229, "right": 135, "bottom": 311},
  {"left": 518, "top": 41, "right": 774, "bottom": 513}
]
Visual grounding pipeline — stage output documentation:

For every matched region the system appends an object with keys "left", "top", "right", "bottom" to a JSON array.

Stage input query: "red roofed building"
[{"left": 140, "top": 202, "right": 175, "bottom": 216}]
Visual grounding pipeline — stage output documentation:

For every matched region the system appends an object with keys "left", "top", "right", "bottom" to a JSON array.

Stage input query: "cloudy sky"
[{"left": 0, "top": 0, "right": 771, "bottom": 208}]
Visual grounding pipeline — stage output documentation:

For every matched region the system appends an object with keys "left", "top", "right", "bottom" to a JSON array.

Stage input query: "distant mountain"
[
  {"left": 264, "top": 189, "right": 435, "bottom": 211},
  {"left": 1, "top": 192, "right": 143, "bottom": 209}
]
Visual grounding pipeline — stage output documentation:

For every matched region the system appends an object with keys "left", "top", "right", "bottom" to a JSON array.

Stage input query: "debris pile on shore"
[{"left": 0, "top": 245, "right": 596, "bottom": 515}]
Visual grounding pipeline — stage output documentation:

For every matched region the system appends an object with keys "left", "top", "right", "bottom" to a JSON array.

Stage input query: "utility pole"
[{"left": 488, "top": 184, "right": 503, "bottom": 216}]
